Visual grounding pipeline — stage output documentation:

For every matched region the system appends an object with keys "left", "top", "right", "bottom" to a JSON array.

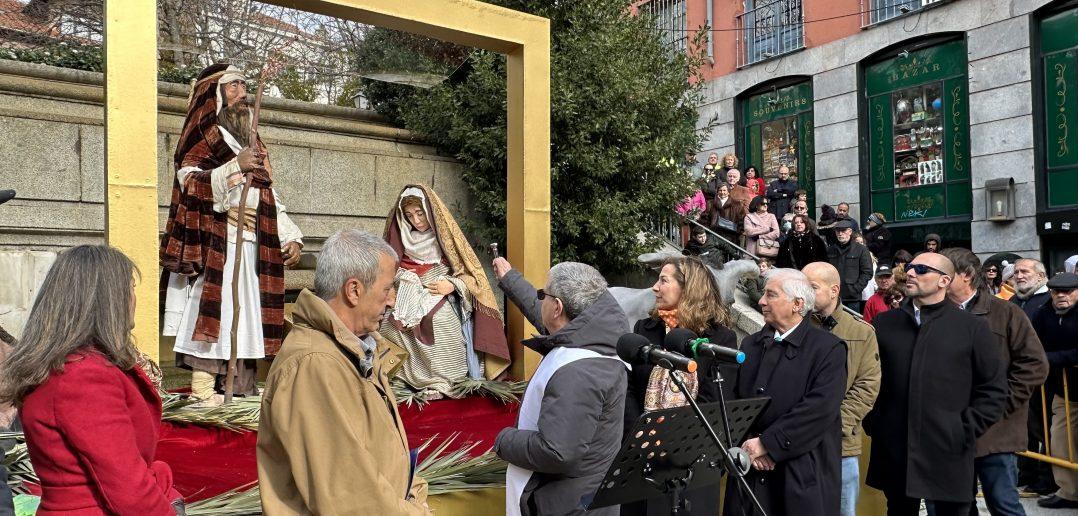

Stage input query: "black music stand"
[{"left": 586, "top": 396, "right": 770, "bottom": 513}]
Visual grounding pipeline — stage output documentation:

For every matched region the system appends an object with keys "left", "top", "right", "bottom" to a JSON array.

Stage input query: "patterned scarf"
[
  {"left": 644, "top": 309, "right": 699, "bottom": 411},
  {"left": 159, "top": 70, "right": 285, "bottom": 355}
]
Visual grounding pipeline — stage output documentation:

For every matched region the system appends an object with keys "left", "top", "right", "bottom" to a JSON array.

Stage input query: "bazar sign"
[{"left": 888, "top": 57, "right": 942, "bottom": 84}]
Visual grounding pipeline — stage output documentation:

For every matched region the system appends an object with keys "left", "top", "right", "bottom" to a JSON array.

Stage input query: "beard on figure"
[{"left": 218, "top": 100, "right": 252, "bottom": 148}]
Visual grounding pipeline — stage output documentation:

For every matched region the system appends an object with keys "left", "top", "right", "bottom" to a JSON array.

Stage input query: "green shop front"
[
  {"left": 1035, "top": 1, "right": 1078, "bottom": 272},
  {"left": 738, "top": 79, "right": 815, "bottom": 209},
  {"left": 862, "top": 38, "right": 972, "bottom": 250}
]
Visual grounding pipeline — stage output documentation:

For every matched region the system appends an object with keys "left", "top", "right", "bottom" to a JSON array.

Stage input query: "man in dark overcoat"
[
  {"left": 724, "top": 268, "right": 847, "bottom": 516},
  {"left": 865, "top": 252, "right": 1007, "bottom": 516}
]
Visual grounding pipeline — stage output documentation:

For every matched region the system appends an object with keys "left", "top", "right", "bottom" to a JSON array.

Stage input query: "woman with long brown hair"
[
  {"left": 0, "top": 245, "right": 181, "bottom": 514},
  {"left": 622, "top": 256, "right": 738, "bottom": 516}
]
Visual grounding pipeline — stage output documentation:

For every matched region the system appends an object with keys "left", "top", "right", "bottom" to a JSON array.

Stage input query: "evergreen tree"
[{"left": 358, "top": 0, "right": 714, "bottom": 272}]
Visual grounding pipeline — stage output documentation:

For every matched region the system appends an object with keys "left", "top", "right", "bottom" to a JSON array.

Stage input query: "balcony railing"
[
  {"left": 640, "top": 0, "right": 688, "bottom": 54},
  {"left": 861, "top": 0, "right": 949, "bottom": 27},
  {"left": 737, "top": 0, "right": 805, "bottom": 68}
]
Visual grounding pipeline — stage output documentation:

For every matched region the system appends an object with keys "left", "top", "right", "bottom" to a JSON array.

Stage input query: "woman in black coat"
[
  {"left": 776, "top": 214, "right": 828, "bottom": 270},
  {"left": 623, "top": 256, "right": 738, "bottom": 516}
]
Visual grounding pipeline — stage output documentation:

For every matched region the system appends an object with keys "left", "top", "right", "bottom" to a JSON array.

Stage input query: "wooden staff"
[{"left": 223, "top": 64, "right": 272, "bottom": 404}]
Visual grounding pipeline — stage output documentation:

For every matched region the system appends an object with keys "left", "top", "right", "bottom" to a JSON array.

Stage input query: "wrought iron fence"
[
  {"left": 639, "top": 0, "right": 687, "bottom": 54},
  {"left": 861, "top": 0, "right": 949, "bottom": 27},
  {"left": 736, "top": 0, "right": 804, "bottom": 68},
  {"left": 646, "top": 210, "right": 760, "bottom": 262}
]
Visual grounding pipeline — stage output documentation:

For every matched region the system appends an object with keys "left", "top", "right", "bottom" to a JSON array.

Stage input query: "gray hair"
[
  {"left": 766, "top": 268, "right": 815, "bottom": 317},
  {"left": 546, "top": 262, "right": 609, "bottom": 320},
  {"left": 314, "top": 228, "right": 398, "bottom": 300},
  {"left": 1015, "top": 258, "right": 1047, "bottom": 277}
]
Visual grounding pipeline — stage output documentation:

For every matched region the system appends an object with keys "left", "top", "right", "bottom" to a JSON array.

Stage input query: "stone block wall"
[{"left": 0, "top": 60, "right": 478, "bottom": 338}]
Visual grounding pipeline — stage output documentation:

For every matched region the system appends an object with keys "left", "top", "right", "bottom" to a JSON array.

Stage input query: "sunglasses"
[
  {"left": 536, "top": 289, "right": 559, "bottom": 301},
  {"left": 905, "top": 263, "right": 948, "bottom": 276},
  {"left": 985, "top": 268, "right": 998, "bottom": 273}
]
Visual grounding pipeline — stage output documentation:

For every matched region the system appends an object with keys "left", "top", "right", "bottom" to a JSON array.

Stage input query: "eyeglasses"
[
  {"left": 984, "top": 268, "right": 998, "bottom": 273},
  {"left": 794, "top": 205, "right": 807, "bottom": 211},
  {"left": 536, "top": 289, "right": 559, "bottom": 301},
  {"left": 905, "top": 263, "right": 948, "bottom": 276}
]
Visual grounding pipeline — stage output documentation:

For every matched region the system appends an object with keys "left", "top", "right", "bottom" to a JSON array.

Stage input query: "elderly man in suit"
[{"left": 724, "top": 268, "right": 847, "bottom": 516}]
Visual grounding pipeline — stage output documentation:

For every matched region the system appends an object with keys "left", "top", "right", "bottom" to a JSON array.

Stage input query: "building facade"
[{"left": 646, "top": 0, "right": 1078, "bottom": 269}]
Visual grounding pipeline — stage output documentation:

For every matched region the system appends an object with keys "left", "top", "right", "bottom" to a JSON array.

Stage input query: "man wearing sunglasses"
[
  {"left": 491, "top": 257, "right": 629, "bottom": 516},
  {"left": 864, "top": 253, "right": 1007, "bottom": 516},
  {"left": 1029, "top": 272, "right": 1078, "bottom": 509}
]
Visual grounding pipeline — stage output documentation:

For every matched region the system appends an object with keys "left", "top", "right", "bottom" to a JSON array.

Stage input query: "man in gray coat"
[{"left": 492, "top": 258, "right": 629, "bottom": 516}]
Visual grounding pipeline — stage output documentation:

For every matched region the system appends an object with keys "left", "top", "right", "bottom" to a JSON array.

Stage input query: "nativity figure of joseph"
[{"left": 161, "top": 63, "right": 303, "bottom": 405}]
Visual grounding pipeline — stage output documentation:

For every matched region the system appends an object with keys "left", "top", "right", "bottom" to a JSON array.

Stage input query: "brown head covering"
[{"left": 160, "top": 64, "right": 285, "bottom": 355}]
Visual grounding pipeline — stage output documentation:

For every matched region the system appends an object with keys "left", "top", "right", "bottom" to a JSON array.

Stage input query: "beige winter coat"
[{"left": 257, "top": 289, "right": 430, "bottom": 515}]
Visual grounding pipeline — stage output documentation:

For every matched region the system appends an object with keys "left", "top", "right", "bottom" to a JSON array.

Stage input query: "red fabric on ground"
[{"left": 156, "top": 396, "right": 519, "bottom": 502}]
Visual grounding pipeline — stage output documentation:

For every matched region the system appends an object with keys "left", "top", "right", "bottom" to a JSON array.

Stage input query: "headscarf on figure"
[{"left": 381, "top": 185, "right": 510, "bottom": 396}]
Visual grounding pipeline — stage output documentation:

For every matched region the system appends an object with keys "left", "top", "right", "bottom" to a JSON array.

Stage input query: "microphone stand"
[{"left": 665, "top": 365, "right": 768, "bottom": 516}]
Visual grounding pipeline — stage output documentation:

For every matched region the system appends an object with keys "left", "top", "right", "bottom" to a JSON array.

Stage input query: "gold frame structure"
[{"left": 104, "top": 0, "right": 550, "bottom": 379}]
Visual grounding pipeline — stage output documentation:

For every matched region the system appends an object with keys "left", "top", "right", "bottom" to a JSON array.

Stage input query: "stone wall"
[
  {"left": 0, "top": 59, "right": 476, "bottom": 338},
  {"left": 697, "top": 0, "right": 1051, "bottom": 260}
]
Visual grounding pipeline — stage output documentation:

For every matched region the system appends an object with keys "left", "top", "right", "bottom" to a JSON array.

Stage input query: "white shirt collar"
[
  {"left": 773, "top": 319, "right": 802, "bottom": 341},
  {"left": 958, "top": 292, "right": 977, "bottom": 310}
]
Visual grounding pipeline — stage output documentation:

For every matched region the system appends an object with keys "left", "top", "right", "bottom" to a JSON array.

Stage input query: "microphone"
[
  {"left": 616, "top": 333, "right": 697, "bottom": 373},
  {"left": 0, "top": 190, "right": 14, "bottom": 205},
  {"left": 664, "top": 328, "right": 745, "bottom": 364}
]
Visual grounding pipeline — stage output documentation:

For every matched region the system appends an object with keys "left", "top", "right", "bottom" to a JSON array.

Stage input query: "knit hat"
[{"left": 1001, "top": 261, "right": 1016, "bottom": 282}]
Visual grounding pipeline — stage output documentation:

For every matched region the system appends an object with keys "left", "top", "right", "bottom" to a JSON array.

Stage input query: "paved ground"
[{"left": 916, "top": 493, "right": 1069, "bottom": 515}]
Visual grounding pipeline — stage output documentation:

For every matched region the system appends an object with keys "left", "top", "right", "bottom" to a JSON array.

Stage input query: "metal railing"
[
  {"left": 639, "top": 0, "right": 688, "bottom": 54},
  {"left": 861, "top": 0, "right": 949, "bottom": 27},
  {"left": 1019, "top": 368, "right": 1078, "bottom": 471},
  {"left": 736, "top": 0, "right": 805, "bottom": 68},
  {"left": 646, "top": 210, "right": 760, "bottom": 262}
]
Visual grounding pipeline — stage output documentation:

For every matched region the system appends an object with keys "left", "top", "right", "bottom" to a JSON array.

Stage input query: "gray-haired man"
[
  {"left": 724, "top": 268, "right": 847, "bottom": 516},
  {"left": 492, "top": 258, "right": 629, "bottom": 516},
  {"left": 258, "top": 229, "right": 430, "bottom": 515}
]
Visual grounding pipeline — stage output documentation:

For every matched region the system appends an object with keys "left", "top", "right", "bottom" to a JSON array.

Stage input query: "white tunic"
[
  {"left": 163, "top": 128, "right": 302, "bottom": 360},
  {"left": 505, "top": 347, "right": 628, "bottom": 516}
]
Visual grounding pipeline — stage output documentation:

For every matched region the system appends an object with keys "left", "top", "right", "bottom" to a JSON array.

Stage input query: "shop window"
[
  {"left": 889, "top": 83, "right": 944, "bottom": 188},
  {"left": 863, "top": 39, "right": 970, "bottom": 224},
  {"left": 739, "top": 80, "right": 814, "bottom": 206}
]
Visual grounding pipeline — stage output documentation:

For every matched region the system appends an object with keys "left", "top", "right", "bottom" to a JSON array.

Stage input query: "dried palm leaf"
[
  {"left": 0, "top": 432, "right": 36, "bottom": 495},
  {"left": 184, "top": 481, "right": 262, "bottom": 515},
  {"left": 161, "top": 394, "right": 261, "bottom": 432},
  {"left": 449, "top": 378, "right": 526, "bottom": 405}
]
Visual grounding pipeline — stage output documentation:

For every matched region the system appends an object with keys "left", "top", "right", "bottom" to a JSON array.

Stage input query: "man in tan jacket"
[
  {"left": 803, "top": 262, "right": 881, "bottom": 516},
  {"left": 257, "top": 229, "right": 430, "bottom": 515}
]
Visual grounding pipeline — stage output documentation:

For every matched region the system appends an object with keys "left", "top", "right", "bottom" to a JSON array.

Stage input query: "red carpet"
[{"left": 156, "top": 396, "right": 519, "bottom": 501}]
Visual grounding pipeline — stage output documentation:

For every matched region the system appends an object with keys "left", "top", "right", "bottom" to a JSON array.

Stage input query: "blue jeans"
[
  {"left": 925, "top": 453, "right": 1024, "bottom": 516},
  {"left": 840, "top": 456, "right": 859, "bottom": 516}
]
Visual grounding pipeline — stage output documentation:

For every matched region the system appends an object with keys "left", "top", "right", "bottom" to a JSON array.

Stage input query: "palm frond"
[
  {"left": 185, "top": 481, "right": 262, "bottom": 515},
  {"left": 449, "top": 378, "right": 527, "bottom": 405},
  {"left": 1, "top": 432, "right": 36, "bottom": 494},
  {"left": 415, "top": 433, "right": 507, "bottom": 495},
  {"left": 391, "top": 379, "right": 432, "bottom": 408},
  {"left": 161, "top": 394, "right": 262, "bottom": 432}
]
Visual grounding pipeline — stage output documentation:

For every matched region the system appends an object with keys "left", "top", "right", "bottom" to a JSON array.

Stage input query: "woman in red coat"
[
  {"left": 0, "top": 245, "right": 181, "bottom": 515},
  {"left": 744, "top": 165, "right": 767, "bottom": 197}
]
